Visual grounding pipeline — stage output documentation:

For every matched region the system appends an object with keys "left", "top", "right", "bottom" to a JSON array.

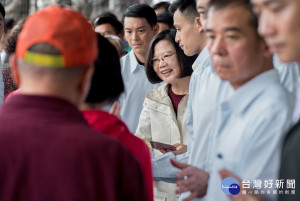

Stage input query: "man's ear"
[
  {"left": 194, "top": 16, "right": 204, "bottom": 33},
  {"left": 153, "top": 24, "right": 159, "bottom": 36},
  {"left": 10, "top": 54, "right": 21, "bottom": 87}
]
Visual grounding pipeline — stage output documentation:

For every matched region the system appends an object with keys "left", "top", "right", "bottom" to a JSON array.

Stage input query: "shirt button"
[{"left": 217, "top": 153, "right": 223, "bottom": 159}]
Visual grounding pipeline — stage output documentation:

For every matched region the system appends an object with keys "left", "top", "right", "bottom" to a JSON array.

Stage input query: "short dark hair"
[
  {"left": 157, "top": 12, "right": 173, "bottom": 29},
  {"left": 123, "top": 4, "right": 157, "bottom": 28},
  {"left": 4, "top": 18, "right": 26, "bottom": 54},
  {"left": 207, "top": 0, "right": 259, "bottom": 36},
  {"left": 146, "top": 29, "right": 197, "bottom": 84},
  {"left": 0, "top": 2, "right": 5, "bottom": 19},
  {"left": 94, "top": 16, "right": 124, "bottom": 35},
  {"left": 95, "top": 11, "right": 118, "bottom": 21},
  {"left": 4, "top": 18, "right": 15, "bottom": 34},
  {"left": 152, "top": 2, "right": 170, "bottom": 12},
  {"left": 169, "top": 0, "right": 198, "bottom": 23},
  {"left": 85, "top": 34, "right": 124, "bottom": 104}
]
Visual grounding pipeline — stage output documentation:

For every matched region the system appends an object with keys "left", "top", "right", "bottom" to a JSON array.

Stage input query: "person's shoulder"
[
  {"left": 261, "top": 82, "right": 293, "bottom": 110},
  {"left": 81, "top": 127, "right": 143, "bottom": 164},
  {"left": 119, "top": 130, "right": 151, "bottom": 163},
  {"left": 73, "top": 124, "right": 120, "bottom": 146},
  {"left": 120, "top": 51, "right": 131, "bottom": 64},
  {"left": 145, "top": 83, "right": 168, "bottom": 102},
  {"left": 146, "top": 83, "right": 167, "bottom": 97},
  {"left": 85, "top": 113, "right": 151, "bottom": 163}
]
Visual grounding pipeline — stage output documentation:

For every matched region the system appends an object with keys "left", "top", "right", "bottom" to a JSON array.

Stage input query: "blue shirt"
[
  {"left": 273, "top": 54, "right": 300, "bottom": 100},
  {"left": 119, "top": 51, "right": 162, "bottom": 133},
  {"left": 186, "top": 52, "right": 299, "bottom": 170},
  {"left": 186, "top": 47, "right": 233, "bottom": 169},
  {"left": 205, "top": 69, "right": 293, "bottom": 201},
  {"left": 180, "top": 47, "right": 233, "bottom": 201},
  {"left": 181, "top": 51, "right": 298, "bottom": 201}
]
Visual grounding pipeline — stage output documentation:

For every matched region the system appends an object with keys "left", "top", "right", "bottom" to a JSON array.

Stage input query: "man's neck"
[
  {"left": 134, "top": 52, "right": 146, "bottom": 64},
  {"left": 198, "top": 35, "right": 208, "bottom": 54}
]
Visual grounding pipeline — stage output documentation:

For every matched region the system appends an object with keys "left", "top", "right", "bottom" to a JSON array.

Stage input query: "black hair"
[
  {"left": 123, "top": 4, "right": 157, "bottom": 28},
  {"left": 169, "top": 0, "right": 198, "bottom": 23},
  {"left": 4, "top": 18, "right": 15, "bottom": 34},
  {"left": 152, "top": 1, "right": 170, "bottom": 12},
  {"left": 95, "top": 11, "right": 118, "bottom": 21},
  {"left": 0, "top": 2, "right": 5, "bottom": 19},
  {"left": 85, "top": 34, "right": 124, "bottom": 104},
  {"left": 4, "top": 18, "right": 26, "bottom": 54},
  {"left": 157, "top": 12, "right": 173, "bottom": 29},
  {"left": 207, "top": 0, "right": 259, "bottom": 37},
  {"left": 146, "top": 29, "right": 197, "bottom": 84},
  {"left": 94, "top": 16, "right": 124, "bottom": 35}
]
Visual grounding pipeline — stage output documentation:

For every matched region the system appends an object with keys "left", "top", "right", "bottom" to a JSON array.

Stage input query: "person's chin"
[{"left": 184, "top": 49, "right": 197, "bottom": 57}]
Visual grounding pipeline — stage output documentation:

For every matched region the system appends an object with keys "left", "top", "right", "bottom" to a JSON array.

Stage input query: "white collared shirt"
[
  {"left": 119, "top": 51, "right": 162, "bottom": 133},
  {"left": 205, "top": 69, "right": 293, "bottom": 201},
  {"left": 186, "top": 47, "right": 233, "bottom": 170}
]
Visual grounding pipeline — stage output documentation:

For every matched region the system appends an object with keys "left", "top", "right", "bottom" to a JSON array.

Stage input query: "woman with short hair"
[{"left": 136, "top": 30, "right": 197, "bottom": 201}]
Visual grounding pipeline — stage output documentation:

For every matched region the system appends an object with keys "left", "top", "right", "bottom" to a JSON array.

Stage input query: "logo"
[{"left": 221, "top": 177, "right": 240, "bottom": 195}]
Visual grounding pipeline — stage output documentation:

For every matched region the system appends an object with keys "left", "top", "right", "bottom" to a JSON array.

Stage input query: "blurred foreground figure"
[
  {"left": 0, "top": 6, "right": 148, "bottom": 201},
  {"left": 81, "top": 34, "right": 153, "bottom": 201}
]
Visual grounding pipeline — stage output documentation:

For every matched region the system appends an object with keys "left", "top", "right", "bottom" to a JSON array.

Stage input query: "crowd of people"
[{"left": 0, "top": 0, "right": 299, "bottom": 201}]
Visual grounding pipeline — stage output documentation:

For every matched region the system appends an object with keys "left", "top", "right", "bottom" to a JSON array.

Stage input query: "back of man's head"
[
  {"left": 169, "top": 0, "right": 198, "bottom": 23},
  {"left": 157, "top": 12, "right": 173, "bottom": 28},
  {"left": 15, "top": 6, "right": 98, "bottom": 103},
  {"left": 152, "top": 1, "right": 170, "bottom": 13},
  {"left": 94, "top": 16, "right": 123, "bottom": 35},
  {"left": 0, "top": 3, "right": 5, "bottom": 19},
  {"left": 4, "top": 18, "right": 15, "bottom": 34},
  {"left": 123, "top": 4, "right": 157, "bottom": 28}
]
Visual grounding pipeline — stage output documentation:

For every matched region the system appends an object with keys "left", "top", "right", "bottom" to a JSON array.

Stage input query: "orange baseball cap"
[{"left": 16, "top": 5, "right": 98, "bottom": 68}]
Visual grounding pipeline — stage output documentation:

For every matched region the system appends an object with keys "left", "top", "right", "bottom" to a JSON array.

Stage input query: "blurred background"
[{"left": 1, "top": 0, "right": 172, "bottom": 21}]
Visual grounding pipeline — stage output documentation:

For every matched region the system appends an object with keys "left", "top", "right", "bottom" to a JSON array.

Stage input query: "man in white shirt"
[
  {"left": 171, "top": 0, "right": 294, "bottom": 201},
  {"left": 119, "top": 4, "right": 161, "bottom": 133}
]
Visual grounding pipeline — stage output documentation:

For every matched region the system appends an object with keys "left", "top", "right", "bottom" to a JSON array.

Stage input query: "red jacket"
[{"left": 82, "top": 110, "right": 154, "bottom": 201}]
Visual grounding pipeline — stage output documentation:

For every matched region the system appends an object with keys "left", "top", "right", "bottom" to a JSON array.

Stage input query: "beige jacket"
[{"left": 136, "top": 83, "right": 189, "bottom": 201}]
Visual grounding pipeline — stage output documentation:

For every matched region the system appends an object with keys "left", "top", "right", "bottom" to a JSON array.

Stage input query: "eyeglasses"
[{"left": 152, "top": 52, "right": 176, "bottom": 66}]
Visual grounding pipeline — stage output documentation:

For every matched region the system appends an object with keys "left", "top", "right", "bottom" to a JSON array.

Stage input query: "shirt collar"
[
  {"left": 129, "top": 50, "right": 144, "bottom": 73},
  {"left": 222, "top": 69, "right": 280, "bottom": 115},
  {"left": 192, "top": 46, "right": 211, "bottom": 71}
]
